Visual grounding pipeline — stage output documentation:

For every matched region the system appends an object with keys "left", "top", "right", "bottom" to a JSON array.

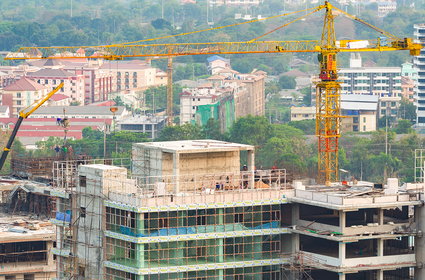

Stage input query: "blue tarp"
[{"left": 56, "top": 212, "right": 71, "bottom": 222}]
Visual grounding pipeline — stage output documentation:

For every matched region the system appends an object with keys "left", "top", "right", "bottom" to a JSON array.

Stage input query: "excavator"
[
  {"left": 0, "top": 83, "right": 64, "bottom": 170},
  {"left": 5, "top": 1, "right": 422, "bottom": 185}
]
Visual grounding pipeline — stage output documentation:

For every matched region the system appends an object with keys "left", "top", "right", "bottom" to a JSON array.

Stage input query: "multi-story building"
[
  {"left": 339, "top": 64, "right": 402, "bottom": 98},
  {"left": 379, "top": 96, "right": 401, "bottom": 119},
  {"left": 290, "top": 106, "right": 316, "bottom": 121},
  {"left": 208, "top": 68, "right": 266, "bottom": 118},
  {"left": 341, "top": 94, "right": 378, "bottom": 132},
  {"left": 65, "top": 60, "right": 115, "bottom": 104},
  {"left": 118, "top": 115, "right": 167, "bottom": 139},
  {"left": 414, "top": 24, "right": 425, "bottom": 130},
  {"left": 27, "top": 68, "right": 86, "bottom": 105},
  {"left": 377, "top": 1, "right": 397, "bottom": 17},
  {"left": 291, "top": 95, "right": 378, "bottom": 132},
  {"left": 101, "top": 60, "right": 167, "bottom": 92},
  {"left": 1, "top": 77, "right": 49, "bottom": 116},
  {"left": 46, "top": 139, "right": 425, "bottom": 280}
]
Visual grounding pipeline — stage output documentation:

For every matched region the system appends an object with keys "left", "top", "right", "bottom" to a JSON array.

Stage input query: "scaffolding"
[
  {"left": 414, "top": 149, "right": 425, "bottom": 183},
  {"left": 49, "top": 158, "right": 289, "bottom": 280}
]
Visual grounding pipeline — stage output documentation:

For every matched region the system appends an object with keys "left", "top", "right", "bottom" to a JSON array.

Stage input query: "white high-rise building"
[{"left": 414, "top": 24, "right": 425, "bottom": 130}]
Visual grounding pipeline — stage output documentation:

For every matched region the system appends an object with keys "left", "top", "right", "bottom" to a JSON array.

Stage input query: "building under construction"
[{"left": 45, "top": 140, "right": 425, "bottom": 280}]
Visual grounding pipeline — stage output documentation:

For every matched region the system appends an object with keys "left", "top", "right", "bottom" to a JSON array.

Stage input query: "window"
[
  {"left": 24, "top": 274, "right": 34, "bottom": 280},
  {"left": 234, "top": 213, "right": 244, "bottom": 223},
  {"left": 16, "top": 100, "right": 21, "bottom": 105},
  {"left": 363, "top": 125, "right": 366, "bottom": 131},
  {"left": 45, "top": 79, "right": 48, "bottom": 84},
  {"left": 80, "top": 207, "right": 86, "bottom": 218},
  {"left": 79, "top": 176, "right": 87, "bottom": 188},
  {"left": 5, "top": 276, "right": 16, "bottom": 280},
  {"left": 16, "top": 92, "right": 21, "bottom": 98}
]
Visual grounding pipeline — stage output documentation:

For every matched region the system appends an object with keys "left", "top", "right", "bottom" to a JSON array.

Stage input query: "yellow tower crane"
[{"left": 6, "top": 2, "right": 421, "bottom": 185}]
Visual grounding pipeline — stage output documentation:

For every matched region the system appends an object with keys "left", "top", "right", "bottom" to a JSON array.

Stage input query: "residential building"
[
  {"left": 401, "top": 62, "right": 418, "bottom": 81},
  {"left": 401, "top": 76, "right": 415, "bottom": 101},
  {"left": 377, "top": 1, "right": 397, "bottom": 17},
  {"left": 0, "top": 105, "right": 10, "bottom": 118},
  {"left": 379, "top": 96, "right": 401, "bottom": 119},
  {"left": 1, "top": 77, "right": 49, "bottom": 116},
  {"left": 0, "top": 71, "right": 16, "bottom": 88},
  {"left": 292, "top": 95, "right": 379, "bottom": 132},
  {"left": 208, "top": 68, "right": 266, "bottom": 117},
  {"left": 207, "top": 55, "right": 231, "bottom": 74},
  {"left": 27, "top": 68, "right": 86, "bottom": 105},
  {"left": 414, "top": 24, "right": 425, "bottom": 131},
  {"left": 180, "top": 85, "right": 224, "bottom": 124},
  {"left": 339, "top": 55, "right": 402, "bottom": 98},
  {"left": 290, "top": 106, "right": 316, "bottom": 121},
  {"left": 65, "top": 60, "right": 115, "bottom": 104},
  {"left": 341, "top": 94, "right": 378, "bottom": 132},
  {"left": 100, "top": 60, "right": 167, "bottom": 92},
  {"left": 45, "top": 139, "right": 425, "bottom": 280},
  {"left": 46, "top": 93, "right": 72, "bottom": 107},
  {"left": 0, "top": 117, "right": 113, "bottom": 148},
  {"left": 118, "top": 115, "right": 167, "bottom": 139}
]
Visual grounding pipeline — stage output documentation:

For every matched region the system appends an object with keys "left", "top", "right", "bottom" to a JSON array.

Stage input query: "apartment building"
[
  {"left": 65, "top": 61, "right": 115, "bottom": 104},
  {"left": 1, "top": 77, "right": 49, "bottom": 116},
  {"left": 290, "top": 106, "right": 316, "bottom": 121},
  {"left": 377, "top": 1, "right": 397, "bottom": 17},
  {"left": 414, "top": 24, "right": 425, "bottom": 130},
  {"left": 339, "top": 55, "right": 402, "bottom": 98},
  {"left": 379, "top": 96, "right": 401, "bottom": 119},
  {"left": 44, "top": 139, "right": 425, "bottom": 280},
  {"left": 208, "top": 69, "right": 266, "bottom": 117},
  {"left": 101, "top": 60, "right": 167, "bottom": 92},
  {"left": 341, "top": 94, "right": 378, "bottom": 132},
  {"left": 27, "top": 68, "right": 86, "bottom": 105}
]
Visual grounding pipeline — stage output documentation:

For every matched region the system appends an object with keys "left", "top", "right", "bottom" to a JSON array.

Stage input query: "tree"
[
  {"left": 287, "top": 119, "right": 316, "bottom": 135},
  {"left": 278, "top": 75, "right": 296, "bottom": 89},
  {"left": 157, "top": 123, "right": 203, "bottom": 141},
  {"left": 229, "top": 116, "right": 272, "bottom": 146},
  {"left": 398, "top": 99, "right": 416, "bottom": 122},
  {"left": 394, "top": 119, "right": 413, "bottom": 134}
]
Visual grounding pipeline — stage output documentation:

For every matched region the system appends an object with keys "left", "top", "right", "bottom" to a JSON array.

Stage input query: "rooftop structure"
[{"left": 118, "top": 115, "right": 167, "bottom": 139}]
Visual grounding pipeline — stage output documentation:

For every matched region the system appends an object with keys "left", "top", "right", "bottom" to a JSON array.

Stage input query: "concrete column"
[
  {"left": 47, "top": 240, "right": 55, "bottom": 266},
  {"left": 415, "top": 198, "right": 425, "bottom": 280},
  {"left": 339, "top": 242, "right": 346, "bottom": 262},
  {"left": 377, "top": 269, "right": 384, "bottom": 280},
  {"left": 378, "top": 208, "right": 384, "bottom": 225},
  {"left": 136, "top": 213, "right": 145, "bottom": 268},
  {"left": 339, "top": 211, "right": 346, "bottom": 230},
  {"left": 377, "top": 238, "right": 384, "bottom": 257},
  {"left": 339, "top": 273, "right": 346, "bottom": 280},
  {"left": 173, "top": 152, "right": 180, "bottom": 193},
  {"left": 218, "top": 208, "right": 224, "bottom": 263},
  {"left": 247, "top": 150, "right": 255, "bottom": 189}
]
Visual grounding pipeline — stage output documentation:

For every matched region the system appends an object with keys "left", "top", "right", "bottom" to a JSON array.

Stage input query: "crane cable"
[
  {"left": 332, "top": 6, "right": 399, "bottom": 40},
  {"left": 248, "top": 6, "right": 325, "bottom": 42},
  {"left": 115, "top": 6, "right": 322, "bottom": 46}
]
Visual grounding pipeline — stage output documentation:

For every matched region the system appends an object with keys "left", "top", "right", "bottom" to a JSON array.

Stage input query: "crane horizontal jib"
[{"left": 6, "top": 37, "right": 421, "bottom": 60}]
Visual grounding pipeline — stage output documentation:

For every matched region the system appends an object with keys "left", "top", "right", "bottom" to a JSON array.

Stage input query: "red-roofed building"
[
  {"left": 46, "top": 93, "right": 71, "bottom": 106},
  {"left": 0, "top": 117, "right": 113, "bottom": 148},
  {"left": 27, "top": 69, "right": 85, "bottom": 105},
  {"left": 2, "top": 77, "right": 49, "bottom": 116}
]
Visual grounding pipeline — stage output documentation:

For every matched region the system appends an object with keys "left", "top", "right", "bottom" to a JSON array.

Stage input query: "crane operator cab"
[{"left": 318, "top": 53, "right": 337, "bottom": 81}]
